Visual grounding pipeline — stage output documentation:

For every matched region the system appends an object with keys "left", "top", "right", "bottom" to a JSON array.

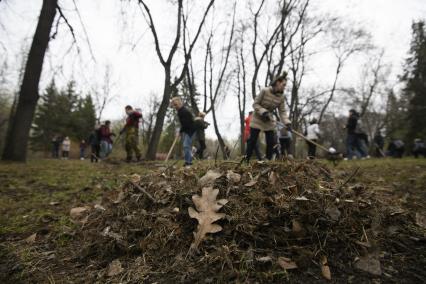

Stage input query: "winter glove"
[
  {"left": 261, "top": 112, "right": 271, "bottom": 122},
  {"left": 286, "top": 124, "right": 292, "bottom": 132}
]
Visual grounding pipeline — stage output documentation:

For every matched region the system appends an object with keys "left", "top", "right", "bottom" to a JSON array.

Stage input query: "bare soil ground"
[{"left": 0, "top": 158, "right": 425, "bottom": 283}]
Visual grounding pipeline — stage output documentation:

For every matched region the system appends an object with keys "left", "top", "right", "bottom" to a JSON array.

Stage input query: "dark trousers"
[
  {"left": 307, "top": 140, "right": 317, "bottom": 158},
  {"left": 91, "top": 145, "right": 100, "bottom": 162},
  {"left": 246, "top": 128, "right": 275, "bottom": 160},
  {"left": 52, "top": 146, "right": 59, "bottom": 158},
  {"left": 347, "top": 133, "right": 366, "bottom": 159},
  {"left": 280, "top": 138, "right": 292, "bottom": 157},
  {"left": 196, "top": 139, "right": 206, "bottom": 159}
]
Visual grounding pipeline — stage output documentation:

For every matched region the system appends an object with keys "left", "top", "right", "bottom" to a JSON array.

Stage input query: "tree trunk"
[
  {"left": 2, "top": 0, "right": 57, "bottom": 161},
  {"left": 210, "top": 100, "right": 226, "bottom": 158},
  {"left": 146, "top": 73, "right": 172, "bottom": 160}
]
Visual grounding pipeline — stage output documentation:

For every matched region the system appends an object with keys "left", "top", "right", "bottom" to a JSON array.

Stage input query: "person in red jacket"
[
  {"left": 99, "top": 120, "right": 115, "bottom": 158},
  {"left": 244, "top": 111, "right": 262, "bottom": 160},
  {"left": 120, "top": 105, "right": 142, "bottom": 162}
]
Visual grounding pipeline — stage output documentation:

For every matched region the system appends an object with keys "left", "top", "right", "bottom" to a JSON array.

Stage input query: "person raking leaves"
[
  {"left": 244, "top": 72, "right": 291, "bottom": 162},
  {"left": 120, "top": 105, "right": 142, "bottom": 162},
  {"left": 170, "top": 96, "right": 195, "bottom": 167}
]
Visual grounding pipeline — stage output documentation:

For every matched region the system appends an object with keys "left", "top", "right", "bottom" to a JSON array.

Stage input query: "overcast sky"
[{"left": 0, "top": 0, "right": 425, "bottom": 139}]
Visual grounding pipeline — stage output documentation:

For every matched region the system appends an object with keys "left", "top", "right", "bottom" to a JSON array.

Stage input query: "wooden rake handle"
[
  {"left": 165, "top": 135, "right": 179, "bottom": 162},
  {"left": 291, "top": 129, "right": 330, "bottom": 153}
]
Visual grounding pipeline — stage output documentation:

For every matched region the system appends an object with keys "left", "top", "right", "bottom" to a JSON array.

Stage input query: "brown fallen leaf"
[
  {"left": 325, "top": 206, "right": 341, "bottom": 221},
  {"left": 25, "top": 233, "right": 37, "bottom": 244},
  {"left": 94, "top": 204, "right": 106, "bottom": 211},
  {"left": 321, "top": 256, "right": 331, "bottom": 280},
  {"left": 198, "top": 170, "right": 222, "bottom": 187},
  {"left": 244, "top": 179, "right": 258, "bottom": 187},
  {"left": 257, "top": 256, "right": 273, "bottom": 263},
  {"left": 415, "top": 213, "right": 426, "bottom": 229},
  {"left": 70, "top": 206, "right": 90, "bottom": 219},
  {"left": 188, "top": 187, "right": 228, "bottom": 252},
  {"left": 268, "top": 171, "right": 278, "bottom": 185},
  {"left": 226, "top": 170, "right": 241, "bottom": 183},
  {"left": 354, "top": 255, "right": 382, "bottom": 276},
  {"left": 107, "top": 259, "right": 124, "bottom": 277},
  {"left": 292, "top": 220, "right": 303, "bottom": 233},
  {"left": 294, "top": 196, "right": 309, "bottom": 201},
  {"left": 278, "top": 257, "right": 298, "bottom": 270},
  {"left": 130, "top": 174, "right": 141, "bottom": 183}
]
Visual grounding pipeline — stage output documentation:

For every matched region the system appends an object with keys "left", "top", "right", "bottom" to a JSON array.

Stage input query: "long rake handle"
[
  {"left": 165, "top": 135, "right": 179, "bottom": 162},
  {"left": 291, "top": 129, "right": 330, "bottom": 153}
]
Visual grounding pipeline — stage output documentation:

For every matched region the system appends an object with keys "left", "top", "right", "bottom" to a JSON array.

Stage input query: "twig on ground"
[
  {"left": 336, "top": 166, "right": 360, "bottom": 191},
  {"left": 130, "top": 181, "right": 156, "bottom": 203},
  {"left": 161, "top": 160, "right": 179, "bottom": 175}
]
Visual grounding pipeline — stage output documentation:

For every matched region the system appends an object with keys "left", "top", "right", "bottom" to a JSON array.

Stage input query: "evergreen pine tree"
[
  {"left": 73, "top": 95, "right": 96, "bottom": 141},
  {"left": 31, "top": 80, "right": 60, "bottom": 151},
  {"left": 31, "top": 80, "right": 97, "bottom": 152},
  {"left": 401, "top": 21, "right": 426, "bottom": 143}
]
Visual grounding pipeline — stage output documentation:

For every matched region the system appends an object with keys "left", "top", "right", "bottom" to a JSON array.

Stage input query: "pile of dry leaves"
[{"left": 58, "top": 160, "right": 426, "bottom": 282}]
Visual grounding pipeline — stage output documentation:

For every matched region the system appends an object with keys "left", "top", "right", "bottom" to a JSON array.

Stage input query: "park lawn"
[
  {"left": 0, "top": 159, "right": 156, "bottom": 236},
  {"left": 335, "top": 158, "right": 426, "bottom": 212},
  {"left": 1, "top": 157, "right": 425, "bottom": 238}
]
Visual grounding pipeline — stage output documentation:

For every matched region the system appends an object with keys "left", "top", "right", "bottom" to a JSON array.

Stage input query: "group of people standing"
[
  {"left": 51, "top": 70, "right": 425, "bottom": 164},
  {"left": 52, "top": 105, "right": 143, "bottom": 162},
  {"left": 345, "top": 109, "right": 426, "bottom": 159},
  {"left": 51, "top": 136, "right": 71, "bottom": 159},
  {"left": 87, "top": 105, "right": 143, "bottom": 163}
]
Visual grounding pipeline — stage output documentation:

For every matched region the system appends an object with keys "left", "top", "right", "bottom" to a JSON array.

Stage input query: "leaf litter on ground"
[{"left": 10, "top": 160, "right": 426, "bottom": 283}]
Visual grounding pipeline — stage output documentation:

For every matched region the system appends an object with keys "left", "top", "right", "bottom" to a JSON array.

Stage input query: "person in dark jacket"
[
  {"left": 387, "top": 139, "right": 405, "bottom": 158},
  {"left": 120, "top": 105, "right": 142, "bottom": 162},
  {"left": 88, "top": 126, "right": 101, "bottom": 163},
  {"left": 412, "top": 138, "right": 426, "bottom": 158},
  {"left": 344, "top": 109, "right": 366, "bottom": 159},
  {"left": 193, "top": 112, "right": 209, "bottom": 159},
  {"left": 170, "top": 96, "right": 195, "bottom": 167},
  {"left": 244, "top": 112, "right": 262, "bottom": 160},
  {"left": 373, "top": 131, "right": 385, "bottom": 157},
  {"left": 51, "top": 135, "right": 61, "bottom": 158}
]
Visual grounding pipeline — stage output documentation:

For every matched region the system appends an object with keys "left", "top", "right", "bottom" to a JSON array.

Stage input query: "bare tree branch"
[{"left": 138, "top": 0, "right": 167, "bottom": 66}]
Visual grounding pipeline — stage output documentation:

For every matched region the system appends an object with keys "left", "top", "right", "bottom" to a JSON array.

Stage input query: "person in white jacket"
[
  {"left": 62, "top": 136, "right": 71, "bottom": 160},
  {"left": 306, "top": 119, "right": 320, "bottom": 159}
]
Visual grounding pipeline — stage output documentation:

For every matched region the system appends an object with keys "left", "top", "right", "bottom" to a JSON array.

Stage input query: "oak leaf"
[
  {"left": 188, "top": 187, "right": 228, "bottom": 252},
  {"left": 278, "top": 257, "right": 298, "bottom": 270}
]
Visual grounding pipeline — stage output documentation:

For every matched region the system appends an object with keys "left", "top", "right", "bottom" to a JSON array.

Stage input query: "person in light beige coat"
[{"left": 245, "top": 72, "right": 291, "bottom": 161}]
